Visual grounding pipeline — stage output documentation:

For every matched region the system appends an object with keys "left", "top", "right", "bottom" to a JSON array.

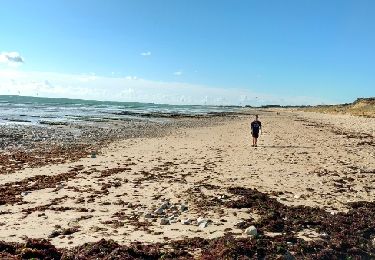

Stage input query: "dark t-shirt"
[{"left": 251, "top": 120, "right": 261, "bottom": 134}]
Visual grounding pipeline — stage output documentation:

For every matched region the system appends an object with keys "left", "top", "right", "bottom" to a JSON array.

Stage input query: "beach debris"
[{"left": 244, "top": 225, "right": 257, "bottom": 236}]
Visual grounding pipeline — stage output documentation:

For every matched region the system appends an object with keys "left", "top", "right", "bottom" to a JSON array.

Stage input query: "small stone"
[
  {"left": 293, "top": 194, "right": 301, "bottom": 199},
  {"left": 21, "top": 191, "right": 31, "bottom": 196},
  {"left": 179, "top": 204, "right": 188, "bottom": 212},
  {"left": 235, "top": 220, "right": 246, "bottom": 228},
  {"left": 168, "top": 215, "right": 176, "bottom": 221},
  {"left": 244, "top": 225, "right": 257, "bottom": 236},
  {"left": 56, "top": 183, "right": 65, "bottom": 190},
  {"left": 199, "top": 221, "right": 208, "bottom": 229},
  {"left": 197, "top": 217, "right": 206, "bottom": 225},
  {"left": 181, "top": 218, "right": 191, "bottom": 225},
  {"left": 154, "top": 208, "right": 164, "bottom": 215},
  {"left": 160, "top": 218, "right": 170, "bottom": 225},
  {"left": 144, "top": 212, "right": 152, "bottom": 218},
  {"left": 160, "top": 202, "right": 169, "bottom": 209},
  {"left": 48, "top": 230, "right": 61, "bottom": 238}
]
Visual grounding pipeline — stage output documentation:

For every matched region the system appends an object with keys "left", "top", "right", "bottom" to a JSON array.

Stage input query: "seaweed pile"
[{"left": 1, "top": 187, "right": 374, "bottom": 259}]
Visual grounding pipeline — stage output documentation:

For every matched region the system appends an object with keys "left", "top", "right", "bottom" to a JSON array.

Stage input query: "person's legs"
[{"left": 252, "top": 133, "right": 258, "bottom": 147}]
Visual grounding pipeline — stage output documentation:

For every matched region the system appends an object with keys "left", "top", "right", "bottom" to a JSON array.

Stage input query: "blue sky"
[{"left": 0, "top": 0, "right": 374, "bottom": 105}]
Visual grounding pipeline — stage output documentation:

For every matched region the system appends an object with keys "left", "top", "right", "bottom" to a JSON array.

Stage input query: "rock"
[
  {"left": 21, "top": 191, "right": 31, "bottom": 196},
  {"left": 48, "top": 230, "right": 61, "bottom": 238},
  {"left": 168, "top": 215, "right": 176, "bottom": 221},
  {"left": 197, "top": 217, "right": 206, "bottom": 225},
  {"left": 179, "top": 204, "right": 188, "bottom": 212},
  {"left": 181, "top": 218, "right": 191, "bottom": 225},
  {"left": 160, "top": 202, "right": 169, "bottom": 210},
  {"left": 293, "top": 194, "right": 301, "bottom": 199},
  {"left": 372, "top": 237, "right": 375, "bottom": 247},
  {"left": 56, "top": 183, "right": 65, "bottom": 190},
  {"left": 244, "top": 225, "right": 257, "bottom": 236},
  {"left": 154, "top": 207, "right": 164, "bottom": 215},
  {"left": 199, "top": 221, "right": 208, "bottom": 229},
  {"left": 235, "top": 220, "right": 246, "bottom": 228},
  {"left": 160, "top": 218, "right": 170, "bottom": 225},
  {"left": 144, "top": 212, "right": 152, "bottom": 218}
]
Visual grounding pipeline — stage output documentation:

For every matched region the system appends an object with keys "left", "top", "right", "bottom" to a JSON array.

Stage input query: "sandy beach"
[{"left": 0, "top": 109, "right": 374, "bottom": 258}]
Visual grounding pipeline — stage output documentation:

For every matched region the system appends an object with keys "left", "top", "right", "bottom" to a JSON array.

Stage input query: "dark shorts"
[{"left": 252, "top": 132, "right": 259, "bottom": 138}]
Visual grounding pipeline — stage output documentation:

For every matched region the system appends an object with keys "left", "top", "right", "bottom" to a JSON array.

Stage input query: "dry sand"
[{"left": 0, "top": 109, "right": 374, "bottom": 249}]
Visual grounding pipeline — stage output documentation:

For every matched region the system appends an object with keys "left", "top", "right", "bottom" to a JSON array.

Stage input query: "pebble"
[
  {"left": 244, "top": 225, "right": 257, "bottom": 236},
  {"left": 154, "top": 208, "right": 164, "bottom": 215},
  {"left": 160, "top": 218, "right": 170, "bottom": 225},
  {"left": 181, "top": 218, "right": 191, "bottom": 225},
  {"left": 160, "top": 202, "right": 169, "bottom": 210},
  {"left": 197, "top": 217, "right": 206, "bottom": 225},
  {"left": 179, "top": 204, "right": 188, "bottom": 212},
  {"left": 21, "top": 191, "right": 31, "bottom": 196},
  {"left": 199, "top": 221, "right": 208, "bottom": 229},
  {"left": 144, "top": 212, "right": 152, "bottom": 218},
  {"left": 56, "top": 183, "right": 65, "bottom": 190}
]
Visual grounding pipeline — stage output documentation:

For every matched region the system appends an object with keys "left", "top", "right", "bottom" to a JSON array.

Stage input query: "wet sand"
[{"left": 0, "top": 109, "right": 374, "bottom": 258}]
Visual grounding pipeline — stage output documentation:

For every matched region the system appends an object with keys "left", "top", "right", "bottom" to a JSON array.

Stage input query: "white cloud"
[
  {"left": 0, "top": 52, "right": 25, "bottom": 67},
  {"left": 174, "top": 71, "right": 182, "bottom": 76},
  {"left": 140, "top": 51, "right": 151, "bottom": 56},
  {"left": 0, "top": 68, "right": 329, "bottom": 106},
  {"left": 125, "top": 76, "right": 137, "bottom": 80}
]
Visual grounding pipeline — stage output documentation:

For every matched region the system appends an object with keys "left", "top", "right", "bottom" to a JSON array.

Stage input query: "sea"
[{"left": 0, "top": 95, "right": 242, "bottom": 126}]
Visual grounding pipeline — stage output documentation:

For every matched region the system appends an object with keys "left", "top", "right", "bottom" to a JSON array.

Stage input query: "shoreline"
[{"left": 0, "top": 110, "right": 374, "bottom": 258}]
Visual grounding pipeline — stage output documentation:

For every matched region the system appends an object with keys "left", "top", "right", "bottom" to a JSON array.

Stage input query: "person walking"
[{"left": 250, "top": 115, "right": 262, "bottom": 147}]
